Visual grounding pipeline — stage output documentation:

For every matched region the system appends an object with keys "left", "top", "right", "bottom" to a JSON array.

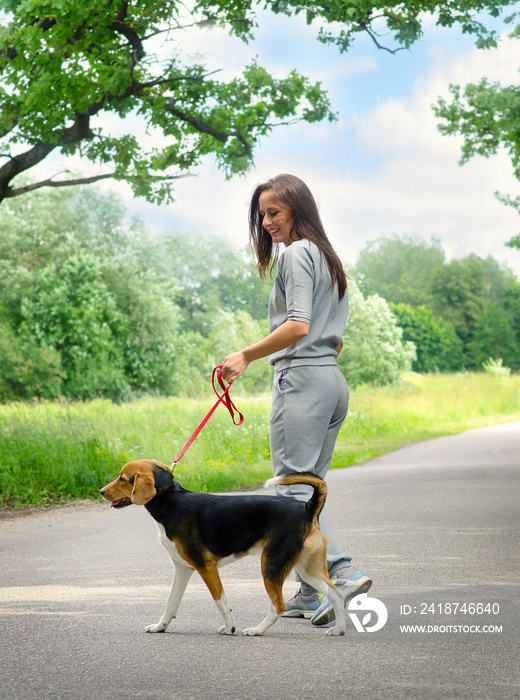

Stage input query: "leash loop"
[
  {"left": 171, "top": 366, "right": 243, "bottom": 468},
  {"left": 211, "top": 365, "right": 244, "bottom": 426}
]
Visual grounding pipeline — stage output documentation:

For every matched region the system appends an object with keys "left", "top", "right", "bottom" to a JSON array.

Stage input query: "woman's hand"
[
  {"left": 221, "top": 351, "right": 249, "bottom": 384},
  {"left": 221, "top": 320, "right": 309, "bottom": 384}
]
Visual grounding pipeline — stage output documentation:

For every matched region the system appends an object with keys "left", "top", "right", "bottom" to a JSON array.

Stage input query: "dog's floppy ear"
[{"left": 131, "top": 472, "right": 156, "bottom": 505}]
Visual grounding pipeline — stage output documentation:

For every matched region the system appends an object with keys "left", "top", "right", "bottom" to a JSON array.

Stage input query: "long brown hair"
[{"left": 248, "top": 173, "right": 347, "bottom": 300}]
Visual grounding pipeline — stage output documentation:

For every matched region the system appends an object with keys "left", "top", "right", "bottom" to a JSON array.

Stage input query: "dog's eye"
[{"left": 119, "top": 476, "right": 125, "bottom": 483}]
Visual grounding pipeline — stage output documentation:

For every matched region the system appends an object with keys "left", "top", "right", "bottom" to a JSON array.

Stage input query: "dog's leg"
[
  {"left": 242, "top": 599, "right": 281, "bottom": 636},
  {"left": 295, "top": 567, "right": 347, "bottom": 636},
  {"left": 214, "top": 591, "right": 236, "bottom": 635},
  {"left": 242, "top": 577, "right": 284, "bottom": 636},
  {"left": 296, "top": 530, "right": 348, "bottom": 636},
  {"left": 322, "top": 583, "right": 348, "bottom": 637},
  {"left": 145, "top": 562, "right": 194, "bottom": 633},
  {"left": 196, "top": 563, "right": 236, "bottom": 635}
]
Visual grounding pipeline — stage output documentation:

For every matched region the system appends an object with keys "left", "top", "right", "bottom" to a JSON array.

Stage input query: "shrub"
[
  {"left": 482, "top": 357, "right": 511, "bottom": 380},
  {"left": 339, "top": 280, "right": 416, "bottom": 388}
]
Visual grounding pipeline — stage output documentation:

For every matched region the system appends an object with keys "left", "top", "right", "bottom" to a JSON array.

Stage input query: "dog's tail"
[{"left": 264, "top": 473, "right": 327, "bottom": 521}]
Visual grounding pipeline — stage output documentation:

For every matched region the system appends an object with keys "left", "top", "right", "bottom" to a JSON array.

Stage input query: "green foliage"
[
  {"left": 481, "top": 255, "right": 519, "bottom": 308},
  {"left": 0, "top": 0, "right": 337, "bottom": 202},
  {"left": 339, "top": 279, "right": 416, "bottom": 387},
  {"left": 482, "top": 356, "right": 511, "bottom": 379},
  {"left": 1, "top": 0, "right": 516, "bottom": 202},
  {"left": 0, "top": 318, "right": 63, "bottom": 401},
  {"left": 0, "top": 186, "right": 181, "bottom": 399},
  {"left": 355, "top": 240, "right": 520, "bottom": 371},
  {"left": 466, "top": 303, "right": 520, "bottom": 369},
  {"left": 354, "top": 234, "right": 445, "bottom": 306},
  {"left": 168, "top": 310, "right": 273, "bottom": 397},
  {"left": 2, "top": 185, "right": 520, "bottom": 404},
  {"left": 434, "top": 25, "right": 520, "bottom": 248},
  {"left": 502, "top": 276, "right": 520, "bottom": 347},
  {"left": 22, "top": 253, "right": 129, "bottom": 399},
  {"left": 429, "top": 254, "right": 520, "bottom": 370},
  {"left": 506, "top": 231, "right": 520, "bottom": 250},
  {"left": 205, "top": 310, "right": 272, "bottom": 395},
  {"left": 389, "top": 303, "right": 464, "bottom": 373},
  {"left": 2, "top": 373, "right": 520, "bottom": 507},
  {"left": 195, "top": 0, "right": 514, "bottom": 52},
  {"left": 435, "top": 77, "right": 520, "bottom": 176},
  {"left": 0, "top": 184, "right": 276, "bottom": 401},
  {"left": 430, "top": 254, "right": 487, "bottom": 347},
  {"left": 151, "top": 235, "right": 273, "bottom": 335}
]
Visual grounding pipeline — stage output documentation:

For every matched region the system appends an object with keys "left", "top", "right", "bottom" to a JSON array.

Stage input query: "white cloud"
[
  {"left": 22, "top": 20, "right": 520, "bottom": 277},
  {"left": 135, "top": 29, "right": 520, "bottom": 275},
  {"left": 323, "top": 31, "right": 520, "bottom": 269}
]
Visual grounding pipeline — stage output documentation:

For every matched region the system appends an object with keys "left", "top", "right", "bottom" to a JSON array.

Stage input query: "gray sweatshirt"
[{"left": 268, "top": 239, "right": 349, "bottom": 369}]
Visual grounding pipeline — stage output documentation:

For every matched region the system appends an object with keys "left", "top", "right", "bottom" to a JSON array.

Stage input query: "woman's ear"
[{"left": 131, "top": 472, "right": 156, "bottom": 505}]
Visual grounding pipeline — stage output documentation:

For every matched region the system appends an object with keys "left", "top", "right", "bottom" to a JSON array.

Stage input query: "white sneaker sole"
[{"left": 281, "top": 609, "right": 317, "bottom": 619}]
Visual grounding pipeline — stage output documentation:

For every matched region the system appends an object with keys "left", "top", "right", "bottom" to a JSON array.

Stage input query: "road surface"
[{"left": 1, "top": 421, "right": 519, "bottom": 699}]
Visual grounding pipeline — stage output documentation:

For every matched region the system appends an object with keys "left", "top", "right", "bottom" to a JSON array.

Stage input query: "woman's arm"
[{"left": 221, "top": 320, "right": 309, "bottom": 383}]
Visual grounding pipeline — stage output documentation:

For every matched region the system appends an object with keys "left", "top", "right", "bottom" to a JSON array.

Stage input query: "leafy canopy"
[
  {"left": 434, "top": 17, "right": 520, "bottom": 250},
  {"left": 354, "top": 234, "right": 445, "bottom": 307},
  {"left": 0, "top": 0, "right": 517, "bottom": 203},
  {"left": 0, "top": 183, "right": 278, "bottom": 400},
  {"left": 389, "top": 302, "right": 464, "bottom": 373}
]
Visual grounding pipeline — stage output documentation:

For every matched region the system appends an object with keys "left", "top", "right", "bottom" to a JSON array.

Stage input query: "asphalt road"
[{"left": 1, "top": 421, "right": 519, "bottom": 700}]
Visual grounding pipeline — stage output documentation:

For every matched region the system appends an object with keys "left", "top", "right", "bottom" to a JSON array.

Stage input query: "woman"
[{"left": 221, "top": 174, "right": 371, "bottom": 626}]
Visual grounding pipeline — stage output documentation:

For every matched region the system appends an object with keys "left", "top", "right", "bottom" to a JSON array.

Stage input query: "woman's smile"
[{"left": 259, "top": 190, "right": 295, "bottom": 247}]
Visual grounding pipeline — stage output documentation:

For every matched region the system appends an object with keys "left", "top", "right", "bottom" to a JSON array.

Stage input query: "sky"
[{"left": 33, "top": 5, "right": 520, "bottom": 275}]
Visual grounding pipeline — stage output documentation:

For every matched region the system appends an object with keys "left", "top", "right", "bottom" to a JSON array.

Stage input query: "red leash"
[{"left": 171, "top": 366, "right": 244, "bottom": 467}]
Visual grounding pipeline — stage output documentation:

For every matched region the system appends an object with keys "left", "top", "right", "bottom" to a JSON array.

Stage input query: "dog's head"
[{"left": 100, "top": 459, "right": 174, "bottom": 508}]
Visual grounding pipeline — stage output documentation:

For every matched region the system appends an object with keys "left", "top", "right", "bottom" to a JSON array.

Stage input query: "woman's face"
[{"left": 258, "top": 190, "right": 295, "bottom": 247}]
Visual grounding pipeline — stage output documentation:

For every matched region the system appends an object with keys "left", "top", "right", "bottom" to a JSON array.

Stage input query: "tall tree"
[
  {"left": 0, "top": 186, "right": 180, "bottom": 399},
  {"left": 148, "top": 234, "right": 273, "bottom": 335},
  {"left": 434, "top": 22, "right": 520, "bottom": 250},
  {"left": 502, "top": 276, "right": 520, "bottom": 347},
  {"left": 430, "top": 254, "right": 487, "bottom": 348},
  {"left": 389, "top": 303, "right": 464, "bottom": 372},
  {"left": 0, "top": 184, "right": 279, "bottom": 399},
  {"left": 466, "top": 303, "right": 519, "bottom": 368},
  {"left": 0, "top": 0, "right": 516, "bottom": 203},
  {"left": 354, "top": 234, "right": 446, "bottom": 306}
]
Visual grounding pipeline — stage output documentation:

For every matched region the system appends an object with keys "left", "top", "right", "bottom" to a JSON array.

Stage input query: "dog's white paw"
[
  {"left": 326, "top": 626, "right": 346, "bottom": 636},
  {"left": 217, "top": 625, "right": 236, "bottom": 635},
  {"left": 145, "top": 622, "right": 167, "bottom": 633},
  {"left": 241, "top": 627, "right": 263, "bottom": 636}
]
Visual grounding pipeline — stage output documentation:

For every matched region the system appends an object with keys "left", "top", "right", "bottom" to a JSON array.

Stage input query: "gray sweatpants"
[{"left": 270, "top": 364, "right": 352, "bottom": 571}]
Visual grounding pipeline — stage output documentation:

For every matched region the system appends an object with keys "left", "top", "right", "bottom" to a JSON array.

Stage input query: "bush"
[
  {"left": 0, "top": 321, "right": 63, "bottom": 401},
  {"left": 482, "top": 357, "right": 511, "bottom": 380},
  {"left": 338, "top": 280, "right": 416, "bottom": 388},
  {"left": 389, "top": 303, "right": 464, "bottom": 372},
  {"left": 466, "top": 304, "right": 520, "bottom": 370}
]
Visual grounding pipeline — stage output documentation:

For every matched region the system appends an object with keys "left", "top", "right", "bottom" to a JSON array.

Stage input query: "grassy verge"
[
  {"left": 332, "top": 372, "right": 520, "bottom": 467},
  {"left": 0, "top": 372, "right": 519, "bottom": 508}
]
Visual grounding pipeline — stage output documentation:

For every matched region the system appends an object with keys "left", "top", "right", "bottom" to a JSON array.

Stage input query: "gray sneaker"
[
  {"left": 282, "top": 589, "right": 324, "bottom": 618},
  {"left": 310, "top": 567, "right": 372, "bottom": 626}
]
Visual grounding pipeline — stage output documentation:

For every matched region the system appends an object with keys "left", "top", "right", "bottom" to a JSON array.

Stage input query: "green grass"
[
  {"left": 331, "top": 372, "right": 520, "bottom": 467},
  {"left": 1, "top": 372, "right": 519, "bottom": 508}
]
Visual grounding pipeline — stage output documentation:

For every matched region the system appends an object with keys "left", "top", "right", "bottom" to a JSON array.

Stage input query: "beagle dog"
[{"left": 100, "top": 459, "right": 349, "bottom": 636}]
